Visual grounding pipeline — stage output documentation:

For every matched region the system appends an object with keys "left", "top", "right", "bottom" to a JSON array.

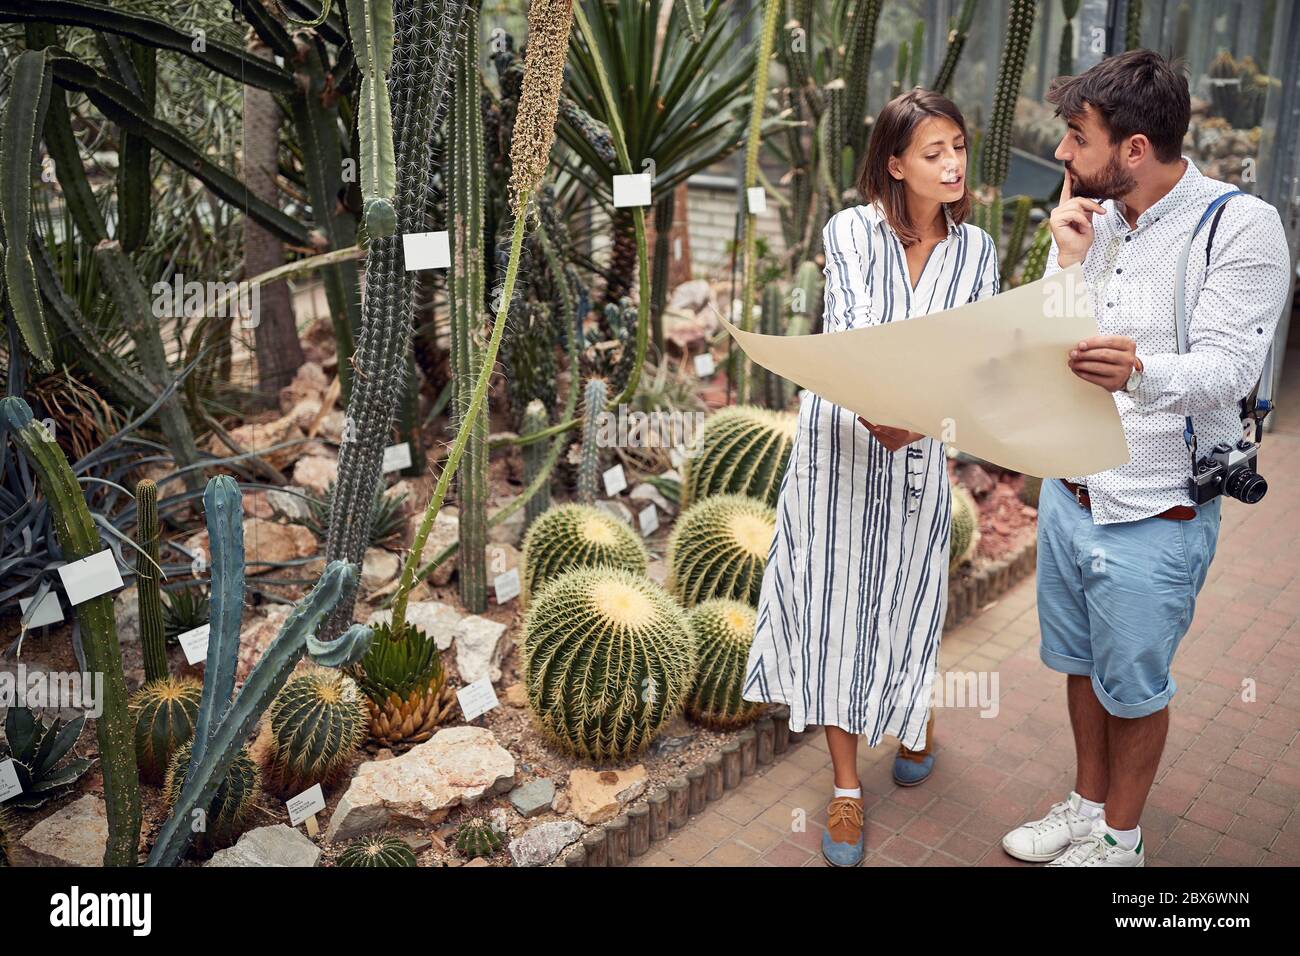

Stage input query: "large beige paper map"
[{"left": 717, "top": 264, "right": 1129, "bottom": 478}]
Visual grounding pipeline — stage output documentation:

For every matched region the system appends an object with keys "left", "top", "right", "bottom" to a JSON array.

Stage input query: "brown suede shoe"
[{"left": 821, "top": 794, "right": 865, "bottom": 866}]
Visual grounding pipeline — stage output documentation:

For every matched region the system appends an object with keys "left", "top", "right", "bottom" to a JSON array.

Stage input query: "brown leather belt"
[{"left": 1059, "top": 480, "right": 1197, "bottom": 521}]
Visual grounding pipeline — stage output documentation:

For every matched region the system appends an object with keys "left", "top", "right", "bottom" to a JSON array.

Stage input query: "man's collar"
[{"left": 1112, "top": 155, "right": 1200, "bottom": 228}]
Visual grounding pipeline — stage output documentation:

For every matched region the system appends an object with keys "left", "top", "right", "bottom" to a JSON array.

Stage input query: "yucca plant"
[
  {"left": 683, "top": 599, "right": 764, "bottom": 730},
  {"left": 338, "top": 834, "right": 418, "bottom": 867},
  {"left": 257, "top": 668, "right": 368, "bottom": 796},
  {"left": 666, "top": 494, "right": 776, "bottom": 608},
  {"left": 348, "top": 621, "right": 449, "bottom": 746}
]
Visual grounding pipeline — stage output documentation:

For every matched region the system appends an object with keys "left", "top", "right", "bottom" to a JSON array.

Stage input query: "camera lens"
[{"left": 1225, "top": 469, "right": 1267, "bottom": 504}]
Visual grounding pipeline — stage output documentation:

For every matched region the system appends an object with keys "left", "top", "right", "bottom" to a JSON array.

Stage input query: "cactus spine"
[
  {"left": 0, "top": 397, "right": 140, "bottom": 866},
  {"left": 130, "top": 676, "right": 202, "bottom": 787},
  {"left": 451, "top": 0, "right": 490, "bottom": 613},
  {"left": 667, "top": 494, "right": 776, "bottom": 608},
  {"left": 681, "top": 406, "right": 798, "bottom": 509},
  {"left": 135, "top": 479, "right": 168, "bottom": 684},
  {"left": 981, "top": 0, "right": 1036, "bottom": 191},
  {"left": 339, "top": 834, "right": 418, "bottom": 866},
  {"left": 932, "top": 0, "right": 978, "bottom": 95},
  {"left": 949, "top": 483, "right": 981, "bottom": 571},
  {"left": 577, "top": 376, "right": 608, "bottom": 503},
  {"left": 520, "top": 503, "right": 649, "bottom": 608},
  {"left": 683, "top": 599, "right": 764, "bottom": 730},
  {"left": 1020, "top": 222, "right": 1053, "bottom": 284},
  {"left": 259, "top": 668, "right": 367, "bottom": 796}
]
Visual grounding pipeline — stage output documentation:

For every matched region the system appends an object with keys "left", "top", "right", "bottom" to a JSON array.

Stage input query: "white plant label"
[
  {"left": 457, "top": 678, "right": 500, "bottom": 721},
  {"left": 746, "top": 186, "right": 767, "bottom": 214},
  {"left": 494, "top": 567, "right": 521, "bottom": 604},
  {"left": 401, "top": 230, "right": 451, "bottom": 271},
  {"left": 602, "top": 463, "right": 628, "bottom": 497},
  {"left": 58, "top": 550, "right": 124, "bottom": 606},
  {"left": 693, "top": 352, "right": 716, "bottom": 377},
  {"left": 612, "top": 173, "right": 652, "bottom": 207},
  {"left": 178, "top": 624, "right": 211, "bottom": 666},
  {"left": 0, "top": 758, "right": 22, "bottom": 802},
  {"left": 382, "top": 442, "right": 413, "bottom": 473},
  {"left": 638, "top": 503, "right": 659, "bottom": 536},
  {"left": 287, "top": 783, "right": 326, "bottom": 827},
  {"left": 19, "top": 591, "right": 63, "bottom": 628}
]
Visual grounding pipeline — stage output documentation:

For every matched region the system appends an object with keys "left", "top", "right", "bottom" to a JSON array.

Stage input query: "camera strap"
[{"left": 1172, "top": 189, "right": 1275, "bottom": 475}]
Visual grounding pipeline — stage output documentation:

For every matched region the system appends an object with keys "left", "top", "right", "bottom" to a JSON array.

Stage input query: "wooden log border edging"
[{"left": 943, "top": 535, "right": 1038, "bottom": 632}]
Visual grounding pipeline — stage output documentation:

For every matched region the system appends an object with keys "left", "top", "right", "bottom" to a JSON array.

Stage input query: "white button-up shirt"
[{"left": 1043, "top": 154, "right": 1292, "bottom": 524}]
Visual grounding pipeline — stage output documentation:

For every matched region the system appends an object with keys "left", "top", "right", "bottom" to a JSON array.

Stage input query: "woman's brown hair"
[{"left": 856, "top": 87, "right": 973, "bottom": 247}]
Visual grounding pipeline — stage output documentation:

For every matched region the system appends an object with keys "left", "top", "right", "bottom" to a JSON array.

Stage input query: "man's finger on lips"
[{"left": 1060, "top": 168, "right": 1071, "bottom": 202}]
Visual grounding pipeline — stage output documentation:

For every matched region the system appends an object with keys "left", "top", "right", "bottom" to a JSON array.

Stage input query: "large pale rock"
[
  {"left": 420, "top": 511, "right": 460, "bottom": 585},
  {"left": 567, "top": 766, "right": 648, "bottom": 825},
  {"left": 508, "top": 820, "right": 583, "bottom": 867},
  {"left": 207, "top": 415, "right": 304, "bottom": 470},
  {"left": 325, "top": 726, "right": 516, "bottom": 842},
  {"left": 285, "top": 398, "right": 324, "bottom": 431},
  {"left": 486, "top": 500, "right": 525, "bottom": 547},
  {"left": 669, "top": 279, "right": 714, "bottom": 314},
  {"left": 237, "top": 604, "right": 291, "bottom": 683},
  {"left": 185, "top": 518, "right": 316, "bottom": 574},
  {"left": 292, "top": 456, "right": 338, "bottom": 496},
  {"left": 12, "top": 794, "right": 107, "bottom": 866},
  {"left": 366, "top": 600, "right": 462, "bottom": 650},
  {"left": 279, "top": 361, "right": 328, "bottom": 413},
  {"left": 361, "top": 549, "right": 401, "bottom": 590},
  {"left": 205, "top": 825, "right": 320, "bottom": 867},
  {"left": 266, "top": 485, "right": 315, "bottom": 522},
  {"left": 455, "top": 615, "right": 508, "bottom": 684}
]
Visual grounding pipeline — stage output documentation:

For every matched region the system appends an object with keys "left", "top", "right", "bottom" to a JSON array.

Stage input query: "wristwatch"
[{"left": 1123, "top": 355, "right": 1144, "bottom": 393}]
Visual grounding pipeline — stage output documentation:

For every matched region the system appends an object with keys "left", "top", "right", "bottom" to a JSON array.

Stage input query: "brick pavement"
[{"left": 632, "top": 347, "right": 1300, "bottom": 868}]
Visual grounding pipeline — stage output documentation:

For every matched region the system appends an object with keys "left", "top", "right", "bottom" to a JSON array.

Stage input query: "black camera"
[{"left": 1188, "top": 439, "right": 1268, "bottom": 505}]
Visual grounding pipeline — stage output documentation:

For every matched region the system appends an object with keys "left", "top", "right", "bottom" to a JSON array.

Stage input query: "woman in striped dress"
[{"left": 740, "top": 89, "right": 999, "bottom": 866}]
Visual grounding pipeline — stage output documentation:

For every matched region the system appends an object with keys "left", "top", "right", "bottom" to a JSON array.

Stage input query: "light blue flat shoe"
[{"left": 892, "top": 715, "right": 935, "bottom": 787}]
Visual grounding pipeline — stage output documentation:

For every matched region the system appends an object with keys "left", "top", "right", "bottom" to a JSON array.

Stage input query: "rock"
[
  {"left": 315, "top": 410, "right": 347, "bottom": 442},
  {"left": 205, "top": 825, "right": 320, "bottom": 867},
  {"left": 487, "top": 501, "right": 525, "bottom": 547},
  {"left": 510, "top": 778, "right": 556, "bottom": 819},
  {"left": 455, "top": 615, "right": 508, "bottom": 684},
  {"left": 629, "top": 482, "right": 674, "bottom": 515},
  {"left": 646, "top": 559, "right": 669, "bottom": 587},
  {"left": 485, "top": 542, "right": 520, "bottom": 579},
  {"left": 669, "top": 279, "right": 714, "bottom": 314},
  {"left": 292, "top": 456, "right": 338, "bottom": 496},
  {"left": 366, "top": 600, "right": 462, "bottom": 650},
  {"left": 566, "top": 766, "right": 648, "bottom": 825},
  {"left": 207, "top": 415, "right": 304, "bottom": 470},
  {"left": 955, "top": 462, "right": 995, "bottom": 499},
  {"left": 279, "top": 361, "right": 328, "bottom": 414},
  {"left": 488, "top": 806, "right": 511, "bottom": 835},
  {"left": 325, "top": 726, "right": 515, "bottom": 842},
  {"left": 266, "top": 485, "right": 315, "bottom": 522},
  {"left": 114, "top": 586, "right": 140, "bottom": 647},
  {"left": 12, "top": 794, "right": 107, "bottom": 866},
  {"left": 185, "top": 518, "right": 317, "bottom": 574},
  {"left": 550, "top": 792, "right": 570, "bottom": 814},
  {"left": 594, "top": 500, "right": 634, "bottom": 526},
  {"left": 421, "top": 511, "right": 459, "bottom": 585},
  {"left": 237, "top": 605, "right": 291, "bottom": 683},
  {"left": 285, "top": 398, "right": 324, "bottom": 431},
  {"left": 665, "top": 319, "right": 709, "bottom": 357},
  {"left": 508, "top": 820, "right": 583, "bottom": 867},
  {"left": 647, "top": 714, "right": 696, "bottom": 756},
  {"left": 361, "top": 549, "right": 401, "bottom": 590},
  {"left": 464, "top": 857, "right": 489, "bottom": 867},
  {"left": 503, "top": 683, "right": 528, "bottom": 708}
]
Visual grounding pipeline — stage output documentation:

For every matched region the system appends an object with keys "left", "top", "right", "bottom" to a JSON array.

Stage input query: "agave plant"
[
  {"left": 348, "top": 621, "right": 450, "bottom": 746},
  {"left": 302, "top": 481, "right": 408, "bottom": 549},
  {"left": 0, "top": 706, "right": 94, "bottom": 809}
]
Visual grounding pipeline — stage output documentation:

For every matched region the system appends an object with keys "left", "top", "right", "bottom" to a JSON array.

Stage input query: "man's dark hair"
[{"left": 1045, "top": 49, "right": 1190, "bottom": 162}]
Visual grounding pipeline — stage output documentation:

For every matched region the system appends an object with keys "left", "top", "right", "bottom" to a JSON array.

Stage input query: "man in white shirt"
[{"left": 1000, "top": 50, "right": 1292, "bottom": 867}]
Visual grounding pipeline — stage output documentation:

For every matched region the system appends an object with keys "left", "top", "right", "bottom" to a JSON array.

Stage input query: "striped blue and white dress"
[{"left": 741, "top": 200, "right": 1000, "bottom": 749}]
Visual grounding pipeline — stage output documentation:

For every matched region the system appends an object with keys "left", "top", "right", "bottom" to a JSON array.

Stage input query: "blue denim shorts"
[{"left": 1035, "top": 478, "right": 1221, "bottom": 718}]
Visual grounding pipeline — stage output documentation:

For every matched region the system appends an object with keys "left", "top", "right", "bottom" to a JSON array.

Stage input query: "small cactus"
[
  {"left": 666, "top": 494, "right": 776, "bottom": 608},
  {"left": 522, "top": 566, "right": 695, "bottom": 762},
  {"left": 337, "top": 834, "right": 418, "bottom": 867},
  {"left": 258, "top": 668, "right": 367, "bottom": 796},
  {"left": 350, "top": 621, "right": 448, "bottom": 746},
  {"left": 683, "top": 599, "right": 765, "bottom": 730},
  {"left": 681, "top": 406, "right": 797, "bottom": 508},
  {"left": 129, "top": 675, "right": 202, "bottom": 786},
  {"left": 454, "top": 816, "right": 503, "bottom": 859},
  {"left": 949, "top": 484, "right": 981, "bottom": 571},
  {"left": 520, "top": 503, "right": 649, "bottom": 608},
  {"left": 163, "top": 740, "right": 261, "bottom": 855}
]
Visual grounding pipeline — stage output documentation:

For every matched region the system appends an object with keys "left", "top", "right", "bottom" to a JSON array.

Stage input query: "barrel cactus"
[
  {"left": 454, "top": 816, "right": 503, "bottom": 859},
  {"left": 258, "top": 668, "right": 368, "bottom": 796},
  {"left": 129, "top": 676, "right": 202, "bottom": 786},
  {"left": 163, "top": 741, "right": 260, "bottom": 854},
  {"left": 520, "top": 503, "right": 649, "bottom": 608},
  {"left": 949, "top": 484, "right": 981, "bottom": 571},
  {"left": 349, "top": 621, "right": 448, "bottom": 746},
  {"left": 338, "top": 834, "right": 418, "bottom": 867},
  {"left": 683, "top": 599, "right": 764, "bottom": 730},
  {"left": 681, "top": 405, "right": 797, "bottom": 508},
  {"left": 522, "top": 566, "right": 695, "bottom": 762},
  {"left": 666, "top": 494, "right": 776, "bottom": 608}
]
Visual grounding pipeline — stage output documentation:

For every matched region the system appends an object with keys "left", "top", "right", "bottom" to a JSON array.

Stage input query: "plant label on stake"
[
  {"left": 382, "top": 442, "right": 413, "bottom": 473},
  {"left": 612, "top": 173, "right": 652, "bottom": 207},
  {"left": 602, "top": 463, "right": 627, "bottom": 497},
  {"left": 638, "top": 503, "right": 658, "bottom": 536},
  {"left": 693, "top": 352, "right": 715, "bottom": 378},
  {"left": 18, "top": 591, "right": 63, "bottom": 628},
  {"left": 177, "top": 624, "right": 211, "bottom": 666},
  {"left": 287, "top": 783, "right": 326, "bottom": 837},
  {"left": 494, "top": 567, "right": 520, "bottom": 604},
  {"left": 457, "top": 678, "right": 499, "bottom": 722},
  {"left": 746, "top": 186, "right": 767, "bottom": 214},
  {"left": 57, "top": 550, "right": 124, "bottom": 605},
  {"left": 401, "top": 231, "right": 451, "bottom": 271},
  {"left": 0, "top": 758, "right": 22, "bottom": 802}
]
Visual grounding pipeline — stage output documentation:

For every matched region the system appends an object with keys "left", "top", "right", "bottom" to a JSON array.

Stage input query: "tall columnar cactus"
[
  {"left": 949, "top": 483, "right": 981, "bottom": 571},
  {"left": 1059, "top": 0, "right": 1081, "bottom": 77},
  {"left": 0, "top": 397, "right": 140, "bottom": 866},
  {"left": 1001, "top": 195, "right": 1034, "bottom": 284},
  {"left": 129, "top": 676, "right": 202, "bottom": 787},
  {"left": 519, "top": 503, "right": 649, "bottom": 608},
  {"left": 576, "top": 376, "right": 608, "bottom": 503},
  {"left": 758, "top": 282, "right": 786, "bottom": 409},
  {"left": 323, "top": 0, "right": 472, "bottom": 639},
  {"left": 1019, "top": 222, "right": 1053, "bottom": 284},
  {"left": 147, "top": 480, "right": 371, "bottom": 866},
  {"left": 980, "top": 0, "right": 1036, "bottom": 191},
  {"left": 134, "top": 479, "right": 167, "bottom": 684},
  {"left": 683, "top": 599, "right": 764, "bottom": 730},
  {"left": 451, "top": 1, "right": 490, "bottom": 613},
  {"left": 163, "top": 740, "right": 261, "bottom": 855},
  {"left": 339, "top": 834, "right": 418, "bottom": 866},
  {"left": 681, "top": 406, "right": 798, "bottom": 509},
  {"left": 521, "top": 566, "right": 695, "bottom": 762},
  {"left": 842, "top": 0, "right": 884, "bottom": 158},
  {"left": 521, "top": 399, "right": 552, "bottom": 527},
  {"left": 932, "top": 0, "right": 979, "bottom": 95},
  {"left": 1125, "top": 0, "right": 1143, "bottom": 51},
  {"left": 346, "top": 0, "right": 398, "bottom": 237},
  {"left": 666, "top": 494, "right": 776, "bottom": 608},
  {"left": 258, "top": 668, "right": 367, "bottom": 796}
]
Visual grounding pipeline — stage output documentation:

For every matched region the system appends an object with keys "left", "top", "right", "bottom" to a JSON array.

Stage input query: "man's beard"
[{"left": 1067, "top": 153, "right": 1136, "bottom": 201}]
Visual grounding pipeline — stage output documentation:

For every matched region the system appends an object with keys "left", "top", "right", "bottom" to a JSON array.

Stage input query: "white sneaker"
[
  {"left": 1046, "top": 820, "right": 1144, "bottom": 867},
  {"left": 1001, "top": 791, "right": 1099, "bottom": 862}
]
